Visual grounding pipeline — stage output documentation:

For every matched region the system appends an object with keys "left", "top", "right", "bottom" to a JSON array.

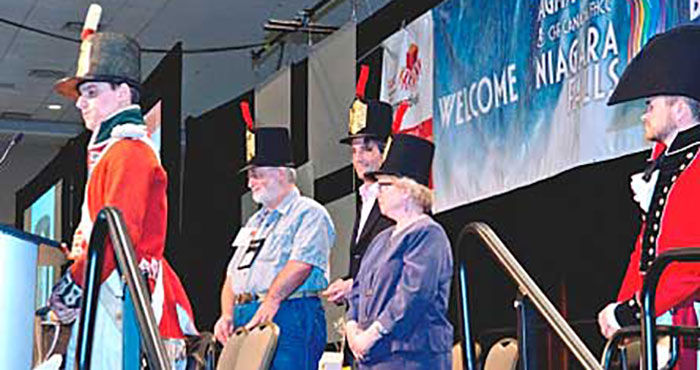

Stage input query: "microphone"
[
  {"left": 10, "top": 132, "right": 23, "bottom": 145},
  {"left": 0, "top": 132, "right": 24, "bottom": 168}
]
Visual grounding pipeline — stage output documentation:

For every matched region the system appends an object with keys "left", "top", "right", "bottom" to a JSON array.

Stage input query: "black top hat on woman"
[
  {"left": 240, "top": 127, "right": 295, "bottom": 172},
  {"left": 54, "top": 32, "right": 141, "bottom": 100},
  {"left": 608, "top": 24, "right": 700, "bottom": 105},
  {"left": 366, "top": 133, "right": 434, "bottom": 187},
  {"left": 340, "top": 65, "right": 393, "bottom": 144}
]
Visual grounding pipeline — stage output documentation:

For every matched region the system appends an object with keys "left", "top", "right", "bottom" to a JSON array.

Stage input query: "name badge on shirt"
[
  {"left": 232, "top": 227, "right": 257, "bottom": 248},
  {"left": 231, "top": 226, "right": 267, "bottom": 270},
  {"left": 237, "top": 239, "right": 265, "bottom": 270}
]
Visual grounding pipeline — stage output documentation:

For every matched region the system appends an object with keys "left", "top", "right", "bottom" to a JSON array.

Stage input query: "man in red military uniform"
[
  {"left": 52, "top": 31, "right": 196, "bottom": 368},
  {"left": 598, "top": 25, "right": 700, "bottom": 369}
]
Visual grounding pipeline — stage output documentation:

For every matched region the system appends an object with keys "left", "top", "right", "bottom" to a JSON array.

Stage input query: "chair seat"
[
  {"left": 216, "top": 322, "right": 279, "bottom": 370},
  {"left": 484, "top": 337, "right": 518, "bottom": 370}
]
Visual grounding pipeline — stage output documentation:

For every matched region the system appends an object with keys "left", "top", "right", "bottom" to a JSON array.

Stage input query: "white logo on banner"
[
  {"left": 380, "top": 12, "right": 433, "bottom": 134},
  {"left": 692, "top": 0, "right": 700, "bottom": 21}
]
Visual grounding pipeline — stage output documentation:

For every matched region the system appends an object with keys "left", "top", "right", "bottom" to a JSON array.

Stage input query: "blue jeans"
[{"left": 234, "top": 297, "right": 326, "bottom": 370}]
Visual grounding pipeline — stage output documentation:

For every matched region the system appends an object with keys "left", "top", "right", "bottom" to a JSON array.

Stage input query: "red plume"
[
  {"left": 392, "top": 101, "right": 410, "bottom": 133},
  {"left": 240, "top": 101, "right": 254, "bottom": 131},
  {"left": 356, "top": 65, "right": 370, "bottom": 99}
]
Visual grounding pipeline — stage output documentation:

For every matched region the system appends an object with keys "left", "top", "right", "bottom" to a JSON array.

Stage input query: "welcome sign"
[{"left": 431, "top": 0, "right": 696, "bottom": 212}]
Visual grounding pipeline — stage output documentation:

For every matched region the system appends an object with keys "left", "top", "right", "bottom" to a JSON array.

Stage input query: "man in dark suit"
[{"left": 322, "top": 98, "right": 395, "bottom": 304}]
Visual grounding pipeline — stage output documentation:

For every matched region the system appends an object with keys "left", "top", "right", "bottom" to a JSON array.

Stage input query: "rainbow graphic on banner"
[{"left": 627, "top": 0, "right": 668, "bottom": 60}]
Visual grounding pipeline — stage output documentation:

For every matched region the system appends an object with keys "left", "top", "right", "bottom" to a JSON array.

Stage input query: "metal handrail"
[
  {"left": 639, "top": 247, "right": 700, "bottom": 370},
  {"left": 601, "top": 324, "right": 700, "bottom": 370},
  {"left": 75, "top": 207, "right": 169, "bottom": 370},
  {"left": 456, "top": 222, "right": 602, "bottom": 370}
]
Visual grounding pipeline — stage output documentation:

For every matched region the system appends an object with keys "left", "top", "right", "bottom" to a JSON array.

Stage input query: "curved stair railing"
[
  {"left": 455, "top": 221, "right": 602, "bottom": 370},
  {"left": 75, "top": 207, "right": 169, "bottom": 370}
]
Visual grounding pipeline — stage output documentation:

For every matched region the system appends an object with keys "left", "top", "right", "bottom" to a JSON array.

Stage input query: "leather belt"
[
  {"left": 233, "top": 292, "right": 257, "bottom": 305},
  {"left": 233, "top": 290, "right": 320, "bottom": 305}
]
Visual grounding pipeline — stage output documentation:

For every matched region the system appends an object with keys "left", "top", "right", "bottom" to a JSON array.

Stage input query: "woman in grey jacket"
[{"left": 346, "top": 134, "right": 454, "bottom": 369}]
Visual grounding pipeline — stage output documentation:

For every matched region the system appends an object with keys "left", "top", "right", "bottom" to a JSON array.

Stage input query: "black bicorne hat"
[
  {"left": 366, "top": 133, "right": 434, "bottom": 186},
  {"left": 54, "top": 32, "right": 141, "bottom": 100},
  {"left": 339, "top": 99, "right": 393, "bottom": 144},
  {"left": 608, "top": 25, "right": 700, "bottom": 105},
  {"left": 240, "top": 127, "right": 294, "bottom": 172}
]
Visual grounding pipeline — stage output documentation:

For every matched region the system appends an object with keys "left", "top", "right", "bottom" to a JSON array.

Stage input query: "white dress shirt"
[{"left": 356, "top": 182, "right": 379, "bottom": 242}]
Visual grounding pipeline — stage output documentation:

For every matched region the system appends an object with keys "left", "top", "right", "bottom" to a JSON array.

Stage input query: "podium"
[{"left": 0, "top": 224, "right": 65, "bottom": 369}]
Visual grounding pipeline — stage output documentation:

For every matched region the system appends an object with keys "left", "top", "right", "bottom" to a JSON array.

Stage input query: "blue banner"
[{"left": 432, "top": 0, "right": 696, "bottom": 212}]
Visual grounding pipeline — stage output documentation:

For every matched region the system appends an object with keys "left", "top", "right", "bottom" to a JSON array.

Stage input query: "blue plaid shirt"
[{"left": 227, "top": 187, "right": 335, "bottom": 295}]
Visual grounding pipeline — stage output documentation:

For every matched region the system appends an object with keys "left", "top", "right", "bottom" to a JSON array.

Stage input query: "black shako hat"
[
  {"left": 608, "top": 25, "right": 700, "bottom": 105},
  {"left": 366, "top": 133, "right": 434, "bottom": 187},
  {"left": 55, "top": 32, "right": 141, "bottom": 100},
  {"left": 339, "top": 99, "right": 393, "bottom": 144},
  {"left": 240, "top": 127, "right": 294, "bottom": 172}
]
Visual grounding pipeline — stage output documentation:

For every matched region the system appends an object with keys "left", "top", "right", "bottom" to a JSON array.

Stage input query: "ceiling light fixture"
[{"left": 47, "top": 104, "right": 62, "bottom": 110}]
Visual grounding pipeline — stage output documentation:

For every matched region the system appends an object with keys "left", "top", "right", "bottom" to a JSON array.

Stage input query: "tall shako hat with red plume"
[
  {"left": 54, "top": 4, "right": 141, "bottom": 100},
  {"left": 238, "top": 101, "right": 294, "bottom": 172},
  {"left": 340, "top": 65, "right": 394, "bottom": 144}
]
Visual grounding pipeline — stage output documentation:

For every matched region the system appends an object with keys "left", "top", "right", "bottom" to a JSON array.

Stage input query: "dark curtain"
[
  {"left": 437, "top": 151, "right": 647, "bottom": 361},
  {"left": 141, "top": 43, "right": 184, "bottom": 271},
  {"left": 180, "top": 91, "right": 251, "bottom": 329}
]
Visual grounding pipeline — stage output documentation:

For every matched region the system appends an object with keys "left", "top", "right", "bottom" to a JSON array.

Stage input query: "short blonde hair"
[{"left": 394, "top": 176, "right": 433, "bottom": 212}]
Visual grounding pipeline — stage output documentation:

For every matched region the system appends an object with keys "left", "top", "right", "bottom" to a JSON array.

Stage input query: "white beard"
[{"left": 252, "top": 188, "right": 276, "bottom": 207}]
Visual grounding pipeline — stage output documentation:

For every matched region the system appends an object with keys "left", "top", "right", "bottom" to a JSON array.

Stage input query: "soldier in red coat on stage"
[
  {"left": 49, "top": 24, "right": 197, "bottom": 369},
  {"left": 598, "top": 25, "right": 700, "bottom": 369}
]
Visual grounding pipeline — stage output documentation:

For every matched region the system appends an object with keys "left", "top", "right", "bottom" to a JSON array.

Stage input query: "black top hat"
[
  {"left": 608, "top": 25, "right": 700, "bottom": 105},
  {"left": 55, "top": 32, "right": 141, "bottom": 100},
  {"left": 240, "top": 127, "right": 294, "bottom": 172},
  {"left": 339, "top": 99, "right": 393, "bottom": 144},
  {"left": 366, "top": 134, "right": 434, "bottom": 186}
]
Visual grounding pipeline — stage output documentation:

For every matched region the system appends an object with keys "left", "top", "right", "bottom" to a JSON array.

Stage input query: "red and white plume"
[{"left": 81, "top": 4, "right": 102, "bottom": 40}]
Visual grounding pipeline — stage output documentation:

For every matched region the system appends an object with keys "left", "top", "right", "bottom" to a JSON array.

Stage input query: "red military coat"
[
  {"left": 616, "top": 126, "right": 700, "bottom": 369},
  {"left": 70, "top": 115, "right": 195, "bottom": 340}
]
